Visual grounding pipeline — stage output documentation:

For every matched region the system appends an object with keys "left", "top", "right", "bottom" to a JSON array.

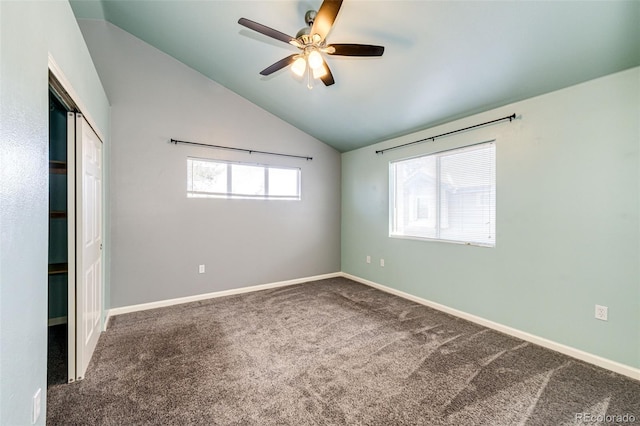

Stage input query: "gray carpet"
[
  {"left": 48, "top": 324, "right": 68, "bottom": 388},
  {"left": 47, "top": 277, "right": 640, "bottom": 425}
]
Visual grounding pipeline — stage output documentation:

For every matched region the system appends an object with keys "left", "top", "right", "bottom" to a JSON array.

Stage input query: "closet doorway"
[
  {"left": 48, "top": 88, "right": 70, "bottom": 386},
  {"left": 48, "top": 69, "right": 104, "bottom": 386}
]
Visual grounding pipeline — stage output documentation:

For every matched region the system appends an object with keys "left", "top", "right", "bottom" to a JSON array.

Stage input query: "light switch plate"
[{"left": 32, "top": 388, "right": 41, "bottom": 424}]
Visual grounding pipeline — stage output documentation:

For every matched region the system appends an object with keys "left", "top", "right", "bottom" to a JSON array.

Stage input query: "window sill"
[{"left": 388, "top": 234, "right": 495, "bottom": 248}]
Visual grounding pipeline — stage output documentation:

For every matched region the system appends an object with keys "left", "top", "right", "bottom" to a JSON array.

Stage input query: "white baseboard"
[
  {"left": 341, "top": 272, "right": 640, "bottom": 382},
  {"left": 103, "top": 270, "right": 639, "bottom": 381},
  {"left": 48, "top": 316, "right": 68, "bottom": 327},
  {"left": 106, "top": 272, "right": 342, "bottom": 322}
]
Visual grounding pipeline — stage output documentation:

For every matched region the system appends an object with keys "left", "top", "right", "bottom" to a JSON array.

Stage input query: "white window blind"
[{"left": 390, "top": 142, "right": 496, "bottom": 246}]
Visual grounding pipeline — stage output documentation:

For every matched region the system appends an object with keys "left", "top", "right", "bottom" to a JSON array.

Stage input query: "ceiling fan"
[{"left": 238, "top": 0, "right": 384, "bottom": 88}]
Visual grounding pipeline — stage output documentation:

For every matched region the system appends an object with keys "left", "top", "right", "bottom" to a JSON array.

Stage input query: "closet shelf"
[
  {"left": 49, "top": 160, "right": 67, "bottom": 175},
  {"left": 50, "top": 211, "right": 67, "bottom": 219},
  {"left": 48, "top": 263, "right": 68, "bottom": 275}
]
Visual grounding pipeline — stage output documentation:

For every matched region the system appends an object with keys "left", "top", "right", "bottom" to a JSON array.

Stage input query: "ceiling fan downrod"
[{"left": 296, "top": 10, "right": 319, "bottom": 43}]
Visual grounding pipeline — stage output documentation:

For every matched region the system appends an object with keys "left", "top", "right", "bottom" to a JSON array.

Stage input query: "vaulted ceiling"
[{"left": 70, "top": 0, "right": 640, "bottom": 152}]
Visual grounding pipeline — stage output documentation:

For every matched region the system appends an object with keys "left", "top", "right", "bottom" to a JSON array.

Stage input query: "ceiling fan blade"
[
  {"left": 320, "top": 62, "right": 335, "bottom": 86},
  {"left": 238, "top": 17, "right": 296, "bottom": 45},
  {"left": 327, "top": 44, "right": 385, "bottom": 57},
  {"left": 260, "top": 54, "right": 298, "bottom": 76},
  {"left": 310, "top": 0, "right": 343, "bottom": 42}
]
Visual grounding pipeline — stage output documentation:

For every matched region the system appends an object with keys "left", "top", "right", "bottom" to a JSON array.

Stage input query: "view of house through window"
[
  {"left": 390, "top": 142, "right": 496, "bottom": 246},
  {"left": 187, "top": 157, "right": 301, "bottom": 200}
]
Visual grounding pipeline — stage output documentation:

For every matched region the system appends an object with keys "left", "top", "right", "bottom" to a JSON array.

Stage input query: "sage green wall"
[
  {"left": 341, "top": 68, "right": 640, "bottom": 369},
  {"left": 0, "top": 1, "right": 109, "bottom": 424}
]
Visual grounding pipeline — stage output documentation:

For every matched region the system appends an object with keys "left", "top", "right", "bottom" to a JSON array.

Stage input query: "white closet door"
[{"left": 75, "top": 113, "right": 103, "bottom": 379}]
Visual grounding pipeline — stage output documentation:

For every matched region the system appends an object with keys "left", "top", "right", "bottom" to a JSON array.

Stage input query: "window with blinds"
[{"left": 390, "top": 142, "right": 496, "bottom": 246}]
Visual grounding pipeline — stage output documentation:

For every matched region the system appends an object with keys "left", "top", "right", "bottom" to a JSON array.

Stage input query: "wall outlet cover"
[{"left": 595, "top": 304, "right": 608, "bottom": 321}]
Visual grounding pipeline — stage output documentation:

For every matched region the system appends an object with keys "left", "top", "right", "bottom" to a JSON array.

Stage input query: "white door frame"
[
  {"left": 66, "top": 112, "right": 77, "bottom": 382},
  {"left": 49, "top": 54, "right": 106, "bottom": 382}
]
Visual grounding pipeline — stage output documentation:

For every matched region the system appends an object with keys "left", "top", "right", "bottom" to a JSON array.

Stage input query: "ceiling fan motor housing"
[{"left": 297, "top": 10, "right": 318, "bottom": 39}]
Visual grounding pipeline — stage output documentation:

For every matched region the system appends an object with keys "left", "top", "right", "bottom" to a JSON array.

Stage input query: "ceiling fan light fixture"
[
  {"left": 312, "top": 65, "right": 327, "bottom": 79},
  {"left": 291, "top": 57, "right": 307, "bottom": 76},
  {"left": 308, "top": 50, "right": 324, "bottom": 70}
]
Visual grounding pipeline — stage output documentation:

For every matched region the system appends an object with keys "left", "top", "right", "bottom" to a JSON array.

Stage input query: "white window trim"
[{"left": 187, "top": 157, "right": 301, "bottom": 201}]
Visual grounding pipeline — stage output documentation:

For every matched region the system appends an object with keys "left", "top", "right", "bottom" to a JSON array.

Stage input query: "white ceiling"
[{"left": 70, "top": 0, "right": 640, "bottom": 152}]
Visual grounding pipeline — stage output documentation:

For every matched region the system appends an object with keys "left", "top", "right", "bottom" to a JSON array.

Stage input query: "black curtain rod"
[
  {"left": 171, "top": 139, "right": 313, "bottom": 161},
  {"left": 375, "top": 113, "right": 517, "bottom": 155}
]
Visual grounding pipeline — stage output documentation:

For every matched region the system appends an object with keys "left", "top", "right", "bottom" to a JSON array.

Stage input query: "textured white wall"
[
  {"left": 0, "top": 2, "right": 109, "bottom": 424},
  {"left": 77, "top": 20, "right": 342, "bottom": 308}
]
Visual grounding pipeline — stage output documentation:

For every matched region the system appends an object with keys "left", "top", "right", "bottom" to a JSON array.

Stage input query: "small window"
[
  {"left": 187, "top": 157, "right": 301, "bottom": 200},
  {"left": 390, "top": 142, "right": 496, "bottom": 246}
]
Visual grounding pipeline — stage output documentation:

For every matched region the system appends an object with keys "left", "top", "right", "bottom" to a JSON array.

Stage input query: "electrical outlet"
[
  {"left": 32, "top": 388, "right": 41, "bottom": 424},
  {"left": 380, "top": 259, "right": 385, "bottom": 267},
  {"left": 595, "top": 304, "right": 608, "bottom": 321},
  {"left": 198, "top": 264, "right": 205, "bottom": 274},
  {"left": 366, "top": 256, "right": 371, "bottom": 264}
]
